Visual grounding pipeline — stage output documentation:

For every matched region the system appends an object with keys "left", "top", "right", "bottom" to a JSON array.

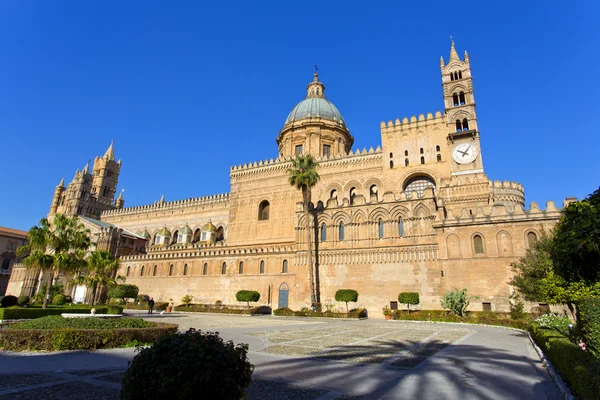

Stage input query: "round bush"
[
  {"left": 121, "top": 328, "right": 254, "bottom": 400},
  {"left": 52, "top": 294, "right": 66, "bottom": 305},
  {"left": 17, "top": 296, "right": 30, "bottom": 306},
  {"left": 1, "top": 295, "right": 18, "bottom": 308}
]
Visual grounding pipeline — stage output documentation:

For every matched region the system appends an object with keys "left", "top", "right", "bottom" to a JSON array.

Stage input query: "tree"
[
  {"left": 236, "top": 290, "right": 260, "bottom": 307},
  {"left": 398, "top": 292, "right": 420, "bottom": 312},
  {"left": 441, "top": 289, "right": 473, "bottom": 317},
  {"left": 509, "top": 231, "right": 554, "bottom": 302},
  {"left": 335, "top": 289, "right": 358, "bottom": 313},
  {"left": 81, "top": 250, "right": 121, "bottom": 305},
  {"left": 288, "top": 154, "right": 320, "bottom": 305},
  {"left": 551, "top": 188, "right": 600, "bottom": 283},
  {"left": 17, "top": 215, "right": 90, "bottom": 308},
  {"left": 108, "top": 284, "right": 139, "bottom": 303}
]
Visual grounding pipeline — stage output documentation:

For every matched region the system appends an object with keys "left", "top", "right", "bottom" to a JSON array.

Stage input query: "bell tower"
[
  {"left": 441, "top": 41, "right": 484, "bottom": 175},
  {"left": 92, "top": 141, "right": 121, "bottom": 206}
]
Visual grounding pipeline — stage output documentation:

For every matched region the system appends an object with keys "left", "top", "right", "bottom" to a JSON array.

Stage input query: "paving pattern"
[{"left": 249, "top": 323, "right": 471, "bottom": 366}]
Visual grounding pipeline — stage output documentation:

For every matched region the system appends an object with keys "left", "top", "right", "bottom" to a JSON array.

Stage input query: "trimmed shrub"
[
  {"left": 124, "top": 302, "right": 168, "bottom": 311},
  {"left": 107, "top": 306, "right": 124, "bottom": 315},
  {"left": 173, "top": 304, "right": 271, "bottom": 315},
  {"left": 17, "top": 296, "right": 30, "bottom": 306},
  {"left": 390, "top": 310, "right": 530, "bottom": 330},
  {"left": 52, "top": 294, "right": 66, "bottom": 305},
  {"left": 398, "top": 292, "right": 420, "bottom": 311},
  {"left": 181, "top": 295, "right": 193, "bottom": 307},
  {"left": 0, "top": 306, "right": 109, "bottom": 320},
  {"left": 236, "top": 290, "right": 260, "bottom": 307},
  {"left": 531, "top": 324, "right": 600, "bottom": 399},
  {"left": 335, "top": 289, "right": 359, "bottom": 312},
  {"left": 441, "top": 289, "right": 471, "bottom": 317},
  {"left": 577, "top": 297, "right": 600, "bottom": 358},
  {"left": 273, "top": 307, "right": 367, "bottom": 319},
  {"left": 108, "top": 284, "right": 139, "bottom": 303},
  {"left": 0, "top": 319, "right": 178, "bottom": 351},
  {"left": 8, "top": 316, "right": 154, "bottom": 330},
  {"left": 121, "top": 328, "right": 254, "bottom": 400},
  {"left": 1, "top": 295, "right": 18, "bottom": 308}
]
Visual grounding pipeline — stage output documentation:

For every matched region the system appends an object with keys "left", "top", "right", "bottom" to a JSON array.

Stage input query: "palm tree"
[
  {"left": 288, "top": 154, "right": 320, "bottom": 305},
  {"left": 80, "top": 250, "right": 121, "bottom": 305},
  {"left": 17, "top": 214, "right": 90, "bottom": 308}
]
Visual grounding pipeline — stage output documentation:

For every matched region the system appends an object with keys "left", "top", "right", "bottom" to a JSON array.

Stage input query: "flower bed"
[
  {"left": 173, "top": 304, "right": 271, "bottom": 315},
  {"left": 273, "top": 307, "right": 367, "bottom": 319},
  {"left": 386, "top": 310, "right": 530, "bottom": 330},
  {"left": 0, "top": 316, "right": 178, "bottom": 351},
  {"left": 123, "top": 302, "right": 169, "bottom": 311},
  {"left": 530, "top": 323, "right": 600, "bottom": 400},
  {"left": 0, "top": 306, "right": 116, "bottom": 320}
]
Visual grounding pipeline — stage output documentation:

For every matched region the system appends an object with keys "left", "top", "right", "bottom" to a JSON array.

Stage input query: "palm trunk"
[
  {"left": 42, "top": 271, "right": 53, "bottom": 309},
  {"left": 304, "top": 188, "right": 316, "bottom": 306}
]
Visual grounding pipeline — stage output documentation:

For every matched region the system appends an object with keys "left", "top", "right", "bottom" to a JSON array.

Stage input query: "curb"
[{"left": 526, "top": 332, "right": 574, "bottom": 400}]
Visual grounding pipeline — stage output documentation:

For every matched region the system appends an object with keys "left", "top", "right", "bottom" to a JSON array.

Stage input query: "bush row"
[
  {"left": 173, "top": 304, "right": 271, "bottom": 315},
  {"left": 530, "top": 324, "right": 600, "bottom": 400},
  {"left": 123, "top": 302, "right": 169, "bottom": 311},
  {"left": 273, "top": 307, "right": 367, "bottom": 319},
  {"left": 387, "top": 310, "right": 531, "bottom": 330},
  {"left": 0, "top": 322, "right": 179, "bottom": 351},
  {"left": 0, "top": 306, "right": 120, "bottom": 320},
  {"left": 8, "top": 316, "right": 153, "bottom": 330},
  {"left": 577, "top": 297, "right": 600, "bottom": 358}
]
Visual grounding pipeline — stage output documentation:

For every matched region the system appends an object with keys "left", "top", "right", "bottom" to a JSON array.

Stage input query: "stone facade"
[
  {"left": 8, "top": 41, "right": 565, "bottom": 314},
  {"left": 0, "top": 226, "right": 28, "bottom": 295}
]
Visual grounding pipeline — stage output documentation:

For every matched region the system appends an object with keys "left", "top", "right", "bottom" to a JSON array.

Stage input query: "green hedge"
[
  {"left": 0, "top": 306, "right": 112, "bottom": 320},
  {"left": 273, "top": 307, "right": 367, "bottom": 319},
  {"left": 389, "top": 310, "right": 530, "bottom": 330},
  {"left": 0, "top": 322, "right": 178, "bottom": 351},
  {"left": 123, "top": 302, "right": 169, "bottom": 311},
  {"left": 577, "top": 297, "right": 600, "bottom": 358},
  {"left": 530, "top": 324, "right": 600, "bottom": 400},
  {"left": 173, "top": 304, "right": 271, "bottom": 315},
  {"left": 8, "top": 316, "right": 154, "bottom": 330}
]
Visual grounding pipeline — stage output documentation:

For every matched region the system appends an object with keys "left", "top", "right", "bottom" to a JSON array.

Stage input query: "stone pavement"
[{"left": 0, "top": 312, "right": 562, "bottom": 399}]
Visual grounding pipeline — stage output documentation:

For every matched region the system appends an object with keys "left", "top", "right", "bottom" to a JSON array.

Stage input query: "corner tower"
[
  {"left": 92, "top": 141, "right": 121, "bottom": 205},
  {"left": 441, "top": 41, "right": 484, "bottom": 176},
  {"left": 276, "top": 71, "right": 353, "bottom": 158}
]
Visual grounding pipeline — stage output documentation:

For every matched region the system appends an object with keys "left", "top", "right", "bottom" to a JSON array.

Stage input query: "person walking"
[{"left": 148, "top": 297, "right": 155, "bottom": 314}]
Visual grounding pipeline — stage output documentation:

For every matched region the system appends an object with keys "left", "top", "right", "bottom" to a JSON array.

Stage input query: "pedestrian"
[{"left": 148, "top": 297, "right": 155, "bottom": 314}]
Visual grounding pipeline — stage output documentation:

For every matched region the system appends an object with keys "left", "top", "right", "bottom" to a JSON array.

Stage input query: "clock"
[{"left": 452, "top": 143, "right": 478, "bottom": 164}]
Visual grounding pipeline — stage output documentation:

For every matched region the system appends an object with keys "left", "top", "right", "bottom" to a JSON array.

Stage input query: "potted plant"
[
  {"left": 382, "top": 306, "right": 393, "bottom": 320},
  {"left": 166, "top": 298, "right": 174, "bottom": 313}
]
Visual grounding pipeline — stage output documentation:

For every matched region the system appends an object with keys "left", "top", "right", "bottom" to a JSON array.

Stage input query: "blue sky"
[{"left": 1, "top": 1, "right": 598, "bottom": 231}]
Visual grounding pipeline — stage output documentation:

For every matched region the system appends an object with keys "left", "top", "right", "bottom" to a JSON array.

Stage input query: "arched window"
[
  {"left": 450, "top": 73, "right": 454, "bottom": 81},
  {"left": 462, "top": 118, "right": 469, "bottom": 130},
  {"left": 437, "top": 154, "right": 442, "bottom": 162},
  {"left": 183, "top": 264, "right": 188, "bottom": 276},
  {"left": 389, "top": 160, "right": 394, "bottom": 169},
  {"left": 203, "top": 263, "right": 208, "bottom": 275},
  {"left": 259, "top": 260, "right": 265, "bottom": 274},
  {"left": 155, "top": 235, "right": 161, "bottom": 245},
  {"left": 459, "top": 71, "right": 463, "bottom": 79},
  {"left": 459, "top": 92, "right": 466, "bottom": 105},
  {"left": 140, "top": 265, "right": 145, "bottom": 276},
  {"left": 282, "top": 259, "right": 288, "bottom": 273},
  {"left": 330, "top": 189, "right": 337, "bottom": 199},
  {"left": 238, "top": 261, "right": 244, "bottom": 274},
  {"left": 453, "top": 93, "right": 459, "bottom": 106},
  {"left": 169, "top": 264, "right": 173, "bottom": 276},
  {"left": 321, "top": 223, "right": 326, "bottom": 242},
  {"left": 420, "top": 148, "right": 424, "bottom": 154},
  {"left": 473, "top": 235, "right": 484, "bottom": 254},
  {"left": 405, "top": 158, "right": 409, "bottom": 167},
  {"left": 378, "top": 219, "right": 384, "bottom": 238},
  {"left": 389, "top": 152, "right": 393, "bottom": 158},
  {"left": 404, "top": 176, "right": 436, "bottom": 198},
  {"left": 404, "top": 150, "right": 408, "bottom": 156},
  {"left": 258, "top": 200, "right": 270, "bottom": 221},
  {"left": 436, "top": 145, "right": 440, "bottom": 152},
  {"left": 153, "top": 265, "right": 157, "bottom": 276},
  {"left": 420, "top": 156, "right": 425, "bottom": 165},
  {"left": 456, "top": 120, "right": 462, "bottom": 132},
  {"left": 126, "top": 266, "right": 130, "bottom": 277},
  {"left": 221, "top": 262, "right": 227, "bottom": 275},
  {"left": 527, "top": 232, "right": 538, "bottom": 247},
  {"left": 349, "top": 187, "right": 356, "bottom": 205},
  {"left": 398, "top": 218, "right": 404, "bottom": 237},
  {"left": 339, "top": 222, "right": 345, "bottom": 241}
]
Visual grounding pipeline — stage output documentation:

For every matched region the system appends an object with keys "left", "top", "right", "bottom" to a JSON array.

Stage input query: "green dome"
[
  {"left": 285, "top": 97, "right": 345, "bottom": 125},
  {"left": 201, "top": 222, "right": 217, "bottom": 232},
  {"left": 159, "top": 226, "right": 171, "bottom": 236}
]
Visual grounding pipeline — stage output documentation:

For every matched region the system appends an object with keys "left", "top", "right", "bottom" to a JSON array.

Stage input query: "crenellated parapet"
[
  {"left": 230, "top": 147, "right": 383, "bottom": 179},
  {"left": 380, "top": 111, "right": 445, "bottom": 134},
  {"left": 489, "top": 180, "right": 526, "bottom": 206},
  {"left": 101, "top": 193, "right": 230, "bottom": 218}
]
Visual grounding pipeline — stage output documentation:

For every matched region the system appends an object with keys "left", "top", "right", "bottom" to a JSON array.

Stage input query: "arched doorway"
[{"left": 278, "top": 282, "right": 289, "bottom": 309}]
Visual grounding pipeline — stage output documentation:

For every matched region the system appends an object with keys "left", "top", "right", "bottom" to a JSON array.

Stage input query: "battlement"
[
  {"left": 380, "top": 111, "right": 445, "bottom": 133},
  {"left": 230, "top": 147, "right": 383, "bottom": 178},
  {"left": 101, "top": 193, "right": 230, "bottom": 217},
  {"left": 440, "top": 199, "right": 562, "bottom": 226}
]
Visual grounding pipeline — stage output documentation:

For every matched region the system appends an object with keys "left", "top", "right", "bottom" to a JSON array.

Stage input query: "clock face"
[{"left": 452, "top": 143, "right": 478, "bottom": 164}]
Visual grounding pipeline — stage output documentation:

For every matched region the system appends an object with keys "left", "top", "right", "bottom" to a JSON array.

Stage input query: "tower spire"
[
  {"left": 103, "top": 140, "right": 115, "bottom": 161},
  {"left": 82, "top": 160, "right": 90, "bottom": 174},
  {"left": 58, "top": 177, "right": 65, "bottom": 187},
  {"left": 449, "top": 39, "right": 460, "bottom": 61},
  {"left": 306, "top": 67, "right": 325, "bottom": 98}
]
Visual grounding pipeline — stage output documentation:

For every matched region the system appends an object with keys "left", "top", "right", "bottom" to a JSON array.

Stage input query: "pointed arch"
[
  {"left": 389, "top": 205, "right": 410, "bottom": 220},
  {"left": 446, "top": 234, "right": 461, "bottom": 258},
  {"left": 496, "top": 231, "right": 513, "bottom": 256},
  {"left": 352, "top": 209, "right": 367, "bottom": 224},
  {"left": 413, "top": 203, "right": 431, "bottom": 218},
  {"left": 331, "top": 211, "right": 351, "bottom": 226},
  {"left": 368, "top": 207, "right": 390, "bottom": 222}
]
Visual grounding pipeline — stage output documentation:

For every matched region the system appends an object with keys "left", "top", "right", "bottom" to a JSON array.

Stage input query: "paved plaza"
[{"left": 0, "top": 312, "right": 562, "bottom": 399}]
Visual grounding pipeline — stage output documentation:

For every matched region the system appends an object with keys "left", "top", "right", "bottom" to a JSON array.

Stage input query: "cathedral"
[{"left": 8, "top": 42, "right": 565, "bottom": 313}]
